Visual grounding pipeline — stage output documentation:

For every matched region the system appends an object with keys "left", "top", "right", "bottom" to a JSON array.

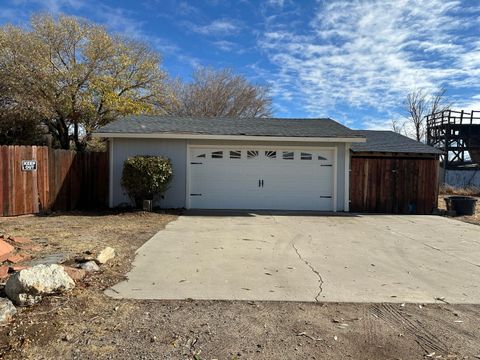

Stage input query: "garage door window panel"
[
  {"left": 211, "top": 151, "right": 223, "bottom": 159},
  {"left": 247, "top": 150, "right": 259, "bottom": 159},
  {"left": 230, "top": 150, "right": 242, "bottom": 159},
  {"left": 265, "top": 151, "right": 277, "bottom": 159},
  {"left": 301, "top": 152, "right": 312, "bottom": 160},
  {"left": 283, "top": 151, "right": 294, "bottom": 160},
  {"left": 317, "top": 153, "right": 329, "bottom": 161}
]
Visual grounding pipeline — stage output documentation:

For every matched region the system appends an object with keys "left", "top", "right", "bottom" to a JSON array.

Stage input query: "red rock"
[
  {"left": 9, "top": 265, "right": 29, "bottom": 272},
  {"left": 62, "top": 266, "right": 86, "bottom": 282},
  {"left": 6, "top": 253, "right": 31, "bottom": 264},
  {"left": 8, "top": 236, "right": 31, "bottom": 244},
  {"left": 0, "top": 240, "right": 14, "bottom": 262},
  {"left": 0, "top": 265, "right": 9, "bottom": 280}
]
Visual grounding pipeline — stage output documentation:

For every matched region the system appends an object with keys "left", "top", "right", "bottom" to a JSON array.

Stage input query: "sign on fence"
[{"left": 21, "top": 160, "right": 37, "bottom": 171}]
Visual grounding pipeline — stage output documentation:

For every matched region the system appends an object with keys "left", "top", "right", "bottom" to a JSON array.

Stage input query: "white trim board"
[
  {"left": 94, "top": 132, "right": 366, "bottom": 143},
  {"left": 188, "top": 144, "right": 337, "bottom": 150},
  {"left": 333, "top": 146, "right": 337, "bottom": 212},
  {"left": 344, "top": 142, "right": 350, "bottom": 212}
]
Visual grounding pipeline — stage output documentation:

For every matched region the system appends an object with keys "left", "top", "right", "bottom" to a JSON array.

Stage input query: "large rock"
[
  {"left": 0, "top": 239, "right": 14, "bottom": 262},
  {"left": 80, "top": 261, "right": 100, "bottom": 272},
  {"left": 5, "top": 264, "right": 75, "bottom": 306},
  {"left": 62, "top": 266, "right": 87, "bottom": 281},
  {"left": 96, "top": 247, "right": 115, "bottom": 264},
  {"left": 0, "top": 265, "right": 9, "bottom": 281},
  {"left": 0, "top": 298, "right": 16, "bottom": 323}
]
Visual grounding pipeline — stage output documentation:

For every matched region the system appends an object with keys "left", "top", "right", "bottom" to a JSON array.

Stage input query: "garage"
[
  {"left": 95, "top": 116, "right": 364, "bottom": 211},
  {"left": 188, "top": 147, "right": 335, "bottom": 210},
  {"left": 94, "top": 116, "right": 443, "bottom": 213}
]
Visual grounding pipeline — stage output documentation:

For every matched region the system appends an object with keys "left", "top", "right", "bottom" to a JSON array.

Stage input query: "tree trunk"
[
  {"left": 73, "top": 121, "right": 86, "bottom": 152},
  {"left": 49, "top": 117, "right": 70, "bottom": 149}
]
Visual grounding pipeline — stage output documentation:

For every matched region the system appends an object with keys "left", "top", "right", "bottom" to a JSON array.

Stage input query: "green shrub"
[{"left": 121, "top": 155, "right": 173, "bottom": 208}]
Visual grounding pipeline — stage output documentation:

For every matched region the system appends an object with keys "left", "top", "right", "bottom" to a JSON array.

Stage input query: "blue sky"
[{"left": 1, "top": 0, "right": 480, "bottom": 130}]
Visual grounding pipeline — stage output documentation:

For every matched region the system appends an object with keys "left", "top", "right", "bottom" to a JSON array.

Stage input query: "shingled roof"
[
  {"left": 95, "top": 116, "right": 442, "bottom": 154},
  {"left": 95, "top": 115, "right": 363, "bottom": 139},
  {"left": 351, "top": 130, "right": 443, "bottom": 154}
]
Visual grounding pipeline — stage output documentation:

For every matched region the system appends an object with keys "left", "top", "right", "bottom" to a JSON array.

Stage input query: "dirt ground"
[{"left": 1, "top": 211, "right": 480, "bottom": 359}]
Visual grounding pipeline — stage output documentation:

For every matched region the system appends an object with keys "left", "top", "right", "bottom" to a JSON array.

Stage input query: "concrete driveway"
[{"left": 107, "top": 213, "right": 480, "bottom": 304}]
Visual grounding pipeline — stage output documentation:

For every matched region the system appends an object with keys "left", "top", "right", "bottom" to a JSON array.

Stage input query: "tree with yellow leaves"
[{"left": 0, "top": 14, "right": 170, "bottom": 150}]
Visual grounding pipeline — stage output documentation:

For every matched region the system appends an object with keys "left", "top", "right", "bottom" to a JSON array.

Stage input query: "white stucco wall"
[{"left": 110, "top": 138, "right": 351, "bottom": 211}]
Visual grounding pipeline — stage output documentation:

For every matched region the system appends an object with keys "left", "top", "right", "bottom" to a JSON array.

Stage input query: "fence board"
[
  {"left": 350, "top": 156, "right": 439, "bottom": 214},
  {"left": 0, "top": 146, "right": 108, "bottom": 216},
  {"left": 0, "top": 147, "right": 4, "bottom": 215}
]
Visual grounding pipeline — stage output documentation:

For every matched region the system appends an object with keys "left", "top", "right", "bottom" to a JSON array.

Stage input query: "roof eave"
[
  {"left": 350, "top": 150, "right": 442, "bottom": 156},
  {"left": 92, "top": 132, "right": 367, "bottom": 143}
]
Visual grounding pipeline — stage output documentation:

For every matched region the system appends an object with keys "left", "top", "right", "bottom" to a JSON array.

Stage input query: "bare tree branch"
[
  {"left": 403, "top": 87, "right": 451, "bottom": 142},
  {"left": 167, "top": 67, "right": 272, "bottom": 118},
  {"left": 391, "top": 118, "right": 406, "bottom": 135}
]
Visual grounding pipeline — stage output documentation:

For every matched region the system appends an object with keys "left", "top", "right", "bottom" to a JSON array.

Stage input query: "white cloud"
[
  {"left": 213, "top": 40, "right": 236, "bottom": 51},
  {"left": 177, "top": 1, "right": 200, "bottom": 16},
  {"left": 266, "top": 0, "right": 287, "bottom": 7},
  {"left": 454, "top": 96, "right": 480, "bottom": 112},
  {"left": 258, "top": 0, "right": 480, "bottom": 120},
  {"left": 94, "top": 5, "right": 146, "bottom": 39},
  {"left": 188, "top": 19, "right": 240, "bottom": 36}
]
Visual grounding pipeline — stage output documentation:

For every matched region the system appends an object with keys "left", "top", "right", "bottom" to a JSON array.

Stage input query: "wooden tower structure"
[{"left": 426, "top": 110, "right": 480, "bottom": 169}]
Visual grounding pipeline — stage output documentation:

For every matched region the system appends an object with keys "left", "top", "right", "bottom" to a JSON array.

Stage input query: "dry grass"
[
  {"left": 439, "top": 183, "right": 480, "bottom": 196},
  {"left": 0, "top": 210, "right": 179, "bottom": 359}
]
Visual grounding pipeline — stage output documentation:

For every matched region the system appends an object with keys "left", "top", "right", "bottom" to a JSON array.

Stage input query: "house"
[{"left": 94, "top": 116, "right": 442, "bottom": 213}]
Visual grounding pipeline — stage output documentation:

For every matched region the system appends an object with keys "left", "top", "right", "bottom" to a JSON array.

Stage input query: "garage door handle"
[
  {"left": 261, "top": 180, "right": 264, "bottom": 187},
  {"left": 258, "top": 179, "right": 261, "bottom": 187}
]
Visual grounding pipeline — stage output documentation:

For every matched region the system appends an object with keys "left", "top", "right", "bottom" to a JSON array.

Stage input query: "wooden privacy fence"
[
  {"left": 350, "top": 157, "right": 439, "bottom": 214},
  {"left": 0, "top": 146, "right": 108, "bottom": 216}
]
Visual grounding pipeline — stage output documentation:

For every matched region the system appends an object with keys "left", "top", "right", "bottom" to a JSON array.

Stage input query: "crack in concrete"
[{"left": 292, "top": 242, "right": 324, "bottom": 302}]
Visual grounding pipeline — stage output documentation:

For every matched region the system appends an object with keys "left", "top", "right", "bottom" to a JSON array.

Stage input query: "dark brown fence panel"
[
  {"left": 350, "top": 156, "right": 439, "bottom": 214},
  {"left": 0, "top": 146, "right": 108, "bottom": 216},
  {"left": 48, "top": 150, "right": 109, "bottom": 211}
]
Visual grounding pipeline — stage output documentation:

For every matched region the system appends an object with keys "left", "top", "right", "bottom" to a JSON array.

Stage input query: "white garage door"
[{"left": 188, "top": 147, "right": 335, "bottom": 211}]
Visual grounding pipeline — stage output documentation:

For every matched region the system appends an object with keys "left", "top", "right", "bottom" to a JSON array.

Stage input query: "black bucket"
[{"left": 444, "top": 196, "right": 478, "bottom": 216}]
